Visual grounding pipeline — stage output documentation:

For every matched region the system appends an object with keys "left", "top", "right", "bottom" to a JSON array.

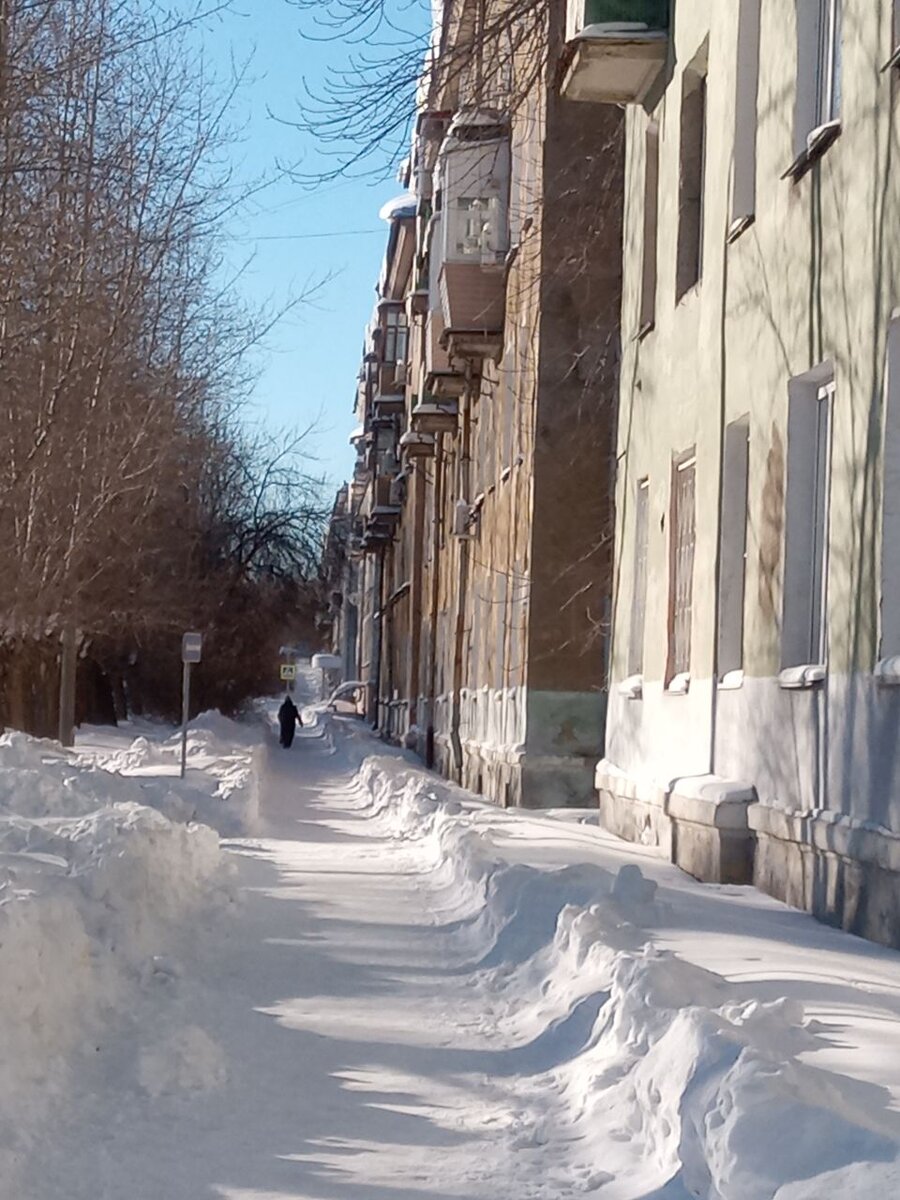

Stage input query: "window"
[
  {"left": 782, "top": 370, "right": 834, "bottom": 672},
  {"left": 880, "top": 320, "right": 900, "bottom": 660},
  {"left": 639, "top": 123, "right": 659, "bottom": 332},
  {"left": 717, "top": 418, "right": 750, "bottom": 679},
  {"left": 667, "top": 452, "right": 696, "bottom": 686},
  {"left": 628, "top": 478, "right": 650, "bottom": 676},
  {"left": 677, "top": 59, "right": 707, "bottom": 301},
  {"left": 383, "top": 309, "right": 408, "bottom": 365},
  {"left": 884, "top": 0, "right": 900, "bottom": 71},
  {"left": 730, "top": 0, "right": 761, "bottom": 240},
  {"left": 453, "top": 195, "right": 502, "bottom": 260},
  {"left": 814, "top": 0, "right": 842, "bottom": 126},
  {"left": 786, "top": 0, "right": 842, "bottom": 177}
]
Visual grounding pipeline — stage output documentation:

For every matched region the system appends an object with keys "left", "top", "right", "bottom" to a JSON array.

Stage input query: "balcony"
[
  {"left": 373, "top": 392, "right": 406, "bottom": 418},
  {"left": 424, "top": 310, "right": 465, "bottom": 399},
  {"left": 436, "top": 111, "right": 510, "bottom": 362},
  {"left": 561, "top": 1, "right": 670, "bottom": 105},
  {"left": 361, "top": 527, "right": 392, "bottom": 553},
  {"left": 360, "top": 476, "right": 401, "bottom": 550},
  {"left": 410, "top": 399, "right": 459, "bottom": 436},
  {"left": 438, "top": 262, "right": 506, "bottom": 361},
  {"left": 400, "top": 430, "right": 436, "bottom": 460}
]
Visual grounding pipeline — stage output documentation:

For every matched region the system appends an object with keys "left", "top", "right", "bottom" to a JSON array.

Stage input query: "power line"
[{"left": 233, "top": 228, "right": 385, "bottom": 242}]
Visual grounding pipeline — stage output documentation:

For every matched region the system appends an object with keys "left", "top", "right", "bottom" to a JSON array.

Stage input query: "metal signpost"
[{"left": 180, "top": 632, "right": 203, "bottom": 779}]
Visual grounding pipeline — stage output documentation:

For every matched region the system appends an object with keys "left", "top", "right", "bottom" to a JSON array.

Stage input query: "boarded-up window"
[
  {"left": 782, "top": 373, "right": 833, "bottom": 668},
  {"left": 717, "top": 418, "right": 750, "bottom": 676},
  {"left": 668, "top": 453, "right": 697, "bottom": 681},
  {"left": 629, "top": 478, "right": 650, "bottom": 676},
  {"left": 639, "top": 124, "right": 659, "bottom": 332},
  {"left": 628, "top": 482, "right": 652, "bottom": 681}
]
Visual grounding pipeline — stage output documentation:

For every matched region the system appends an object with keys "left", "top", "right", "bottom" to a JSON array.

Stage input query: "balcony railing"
[{"left": 562, "top": 0, "right": 670, "bottom": 104}]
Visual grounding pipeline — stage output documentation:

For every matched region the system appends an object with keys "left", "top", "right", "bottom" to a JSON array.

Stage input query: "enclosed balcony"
[
  {"left": 561, "top": 0, "right": 670, "bottom": 105},
  {"left": 410, "top": 398, "right": 459, "bottom": 436},
  {"left": 436, "top": 110, "right": 510, "bottom": 361},
  {"left": 360, "top": 476, "right": 401, "bottom": 551},
  {"left": 370, "top": 475, "right": 402, "bottom": 523},
  {"left": 424, "top": 310, "right": 465, "bottom": 399},
  {"left": 400, "top": 430, "right": 436, "bottom": 461}
]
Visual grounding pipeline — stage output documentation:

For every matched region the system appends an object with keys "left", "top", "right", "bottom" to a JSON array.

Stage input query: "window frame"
[
  {"left": 881, "top": 0, "right": 900, "bottom": 71},
  {"left": 780, "top": 369, "right": 834, "bottom": 682},
  {"left": 676, "top": 60, "right": 708, "bottom": 302},
  {"left": 878, "top": 318, "right": 900, "bottom": 673},
  {"left": 783, "top": 0, "right": 843, "bottom": 181},
  {"left": 628, "top": 477, "right": 651, "bottom": 679},
  {"left": 382, "top": 308, "right": 408, "bottom": 365},
  {"left": 638, "top": 123, "right": 660, "bottom": 335},
  {"left": 717, "top": 417, "right": 750, "bottom": 683},
  {"left": 666, "top": 450, "right": 697, "bottom": 690},
  {"left": 729, "top": 0, "right": 762, "bottom": 242}
]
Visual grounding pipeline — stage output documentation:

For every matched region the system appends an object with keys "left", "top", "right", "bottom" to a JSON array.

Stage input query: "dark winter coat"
[{"left": 278, "top": 697, "right": 301, "bottom": 746}]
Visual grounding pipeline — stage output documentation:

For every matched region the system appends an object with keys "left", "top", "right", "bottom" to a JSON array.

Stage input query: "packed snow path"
[
  {"left": 21, "top": 694, "right": 900, "bottom": 1199},
  {"left": 30, "top": 715, "right": 576, "bottom": 1200}
]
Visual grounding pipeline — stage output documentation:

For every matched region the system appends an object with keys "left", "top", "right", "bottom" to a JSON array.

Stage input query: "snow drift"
[
  {"left": 0, "top": 715, "right": 260, "bottom": 1193},
  {"left": 356, "top": 756, "right": 900, "bottom": 1200}
]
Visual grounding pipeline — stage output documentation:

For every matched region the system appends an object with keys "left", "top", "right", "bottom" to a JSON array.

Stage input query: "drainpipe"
[
  {"left": 425, "top": 432, "right": 445, "bottom": 766},
  {"left": 449, "top": 385, "right": 473, "bottom": 782},
  {"left": 370, "top": 546, "right": 385, "bottom": 730}
]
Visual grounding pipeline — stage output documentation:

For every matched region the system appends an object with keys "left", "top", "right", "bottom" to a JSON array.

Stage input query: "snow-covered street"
[{"left": 5, "top": 681, "right": 900, "bottom": 1198}]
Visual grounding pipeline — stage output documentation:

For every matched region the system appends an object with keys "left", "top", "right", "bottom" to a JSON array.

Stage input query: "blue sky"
[{"left": 197, "top": 2, "right": 425, "bottom": 491}]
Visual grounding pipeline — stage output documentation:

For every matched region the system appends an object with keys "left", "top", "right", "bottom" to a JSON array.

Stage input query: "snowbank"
[
  {"left": 0, "top": 715, "right": 260, "bottom": 1193},
  {"left": 76, "top": 707, "right": 265, "bottom": 834},
  {"left": 356, "top": 756, "right": 900, "bottom": 1200}
]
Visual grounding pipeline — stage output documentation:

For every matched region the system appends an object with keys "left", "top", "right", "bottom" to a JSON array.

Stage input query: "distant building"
[{"left": 326, "top": 0, "right": 624, "bottom": 807}]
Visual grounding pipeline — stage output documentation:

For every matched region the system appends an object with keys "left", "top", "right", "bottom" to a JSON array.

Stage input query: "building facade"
[
  {"left": 326, "top": 0, "right": 624, "bottom": 808},
  {"left": 592, "top": 0, "right": 900, "bottom": 944}
]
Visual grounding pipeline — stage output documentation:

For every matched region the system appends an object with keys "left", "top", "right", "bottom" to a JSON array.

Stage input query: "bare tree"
[{"left": 0, "top": 0, "right": 330, "bottom": 739}]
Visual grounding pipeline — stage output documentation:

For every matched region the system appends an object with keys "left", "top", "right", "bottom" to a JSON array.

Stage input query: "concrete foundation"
[
  {"left": 750, "top": 804, "right": 900, "bottom": 948},
  {"left": 595, "top": 761, "right": 756, "bottom": 885},
  {"left": 423, "top": 687, "right": 604, "bottom": 808}
]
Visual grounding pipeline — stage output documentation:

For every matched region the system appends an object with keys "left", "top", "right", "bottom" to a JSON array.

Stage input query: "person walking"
[{"left": 278, "top": 695, "right": 302, "bottom": 748}]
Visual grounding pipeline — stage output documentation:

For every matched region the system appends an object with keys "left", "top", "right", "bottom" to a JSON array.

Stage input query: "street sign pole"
[
  {"left": 180, "top": 632, "right": 203, "bottom": 780},
  {"left": 180, "top": 660, "right": 191, "bottom": 780}
]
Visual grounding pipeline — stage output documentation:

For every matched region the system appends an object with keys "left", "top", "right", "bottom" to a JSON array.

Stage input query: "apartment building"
[
  {"left": 327, "top": 0, "right": 624, "bottom": 807},
  {"left": 589, "top": 0, "right": 900, "bottom": 944}
]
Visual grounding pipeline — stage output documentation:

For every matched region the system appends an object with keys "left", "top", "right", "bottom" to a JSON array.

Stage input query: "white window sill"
[
  {"left": 781, "top": 120, "right": 842, "bottom": 182},
  {"left": 875, "top": 656, "right": 900, "bottom": 686},
  {"left": 726, "top": 214, "right": 755, "bottom": 244},
  {"left": 632, "top": 319, "right": 655, "bottom": 342},
  {"left": 779, "top": 664, "right": 826, "bottom": 689},
  {"left": 666, "top": 672, "right": 691, "bottom": 696},
  {"left": 718, "top": 669, "right": 744, "bottom": 691},
  {"left": 618, "top": 674, "right": 643, "bottom": 700}
]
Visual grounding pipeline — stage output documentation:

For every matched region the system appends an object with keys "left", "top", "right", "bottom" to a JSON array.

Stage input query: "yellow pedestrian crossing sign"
[{"left": 280, "top": 664, "right": 297, "bottom": 681}]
